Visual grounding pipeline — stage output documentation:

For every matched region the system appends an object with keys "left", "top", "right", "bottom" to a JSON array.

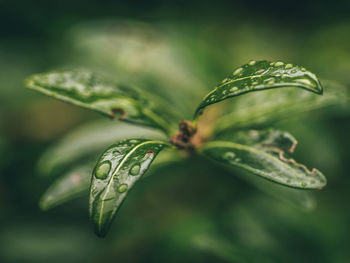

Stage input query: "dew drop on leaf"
[
  {"left": 130, "top": 164, "right": 140, "bottom": 176},
  {"left": 230, "top": 87, "right": 238, "bottom": 93},
  {"left": 285, "top": 63, "right": 293, "bottom": 69},
  {"left": 264, "top": 78, "right": 275, "bottom": 85},
  {"left": 233, "top": 67, "right": 243, "bottom": 76},
  {"left": 95, "top": 161, "right": 111, "bottom": 179},
  {"left": 223, "top": 151, "right": 236, "bottom": 160},
  {"left": 248, "top": 60, "right": 256, "bottom": 66},
  {"left": 274, "top": 61, "right": 284, "bottom": 67},
  {"left": 296, "top": 78, "right": 313, "bottom": 86},
  {"left": 118, "top": 184, "right": 128, "bottom": 193}
]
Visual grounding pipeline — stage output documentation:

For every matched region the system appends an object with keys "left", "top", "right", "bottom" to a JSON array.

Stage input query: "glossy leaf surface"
[
  {"left": 201, "top": 129, "right": 326, "bottom": 189},
  {"left": 214, "top": 80, "right": 348, "bottom": 134},
  {"left": 194, "top": 60, "right": 323, "bottom": 117},
  {"left": 37, "top": 120, "right": 165, "bottom": 176},
  {"left": 89, "top": 139, "right": 169, "bottom": 237},
  {"left": 39, "top": 149, "right": 182, "bottom": 210},
  {"left": 25, "top": 71, "right": 173, "bottom": 134},
  {"left": 40, "top": 163, "right": 93, "bottom": 210}
]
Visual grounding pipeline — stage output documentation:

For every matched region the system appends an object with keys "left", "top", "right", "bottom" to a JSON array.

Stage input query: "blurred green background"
[{"left": 1, "top": 1, "right": 350, "bottom": 262}]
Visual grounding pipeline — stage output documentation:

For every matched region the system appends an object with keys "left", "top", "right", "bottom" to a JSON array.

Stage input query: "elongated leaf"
[
  {"left": 194, "top": 60, "right": 323, "bottom": 117},
  {"left": 39, "top": 162, "right": 94, "bottom": 210},
  {"left": 89, "top": 138, "right": 170, "bottom": 237},
  {"left": 236, "top": 170, "right": 316, "bottom": 211},
  {"left": 25, "top": 71, "right": 173, "bottom": 134},
  {"left": 37, "top": 120, "right": 166, "bottom": 176},
  {"left": 214, "top": 80, "right": 348, "bottom": 134},
  {"left": 201, "top": 129, "right": 326, "bottom": 189},
  {"left": 39, "top": 149, "right": 182, "bottom": 210}
]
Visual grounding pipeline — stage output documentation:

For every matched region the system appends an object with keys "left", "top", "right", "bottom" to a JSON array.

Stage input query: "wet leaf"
[
  {"left": 214, "top": 80, "right": 348, "bottom": 134},
  {"left": 25, "top": 71, "right": 174, "bottom": 134},
  {"left": 89, "top": 138, "right": 170, "bottom": 237},
  {"left": 37, "top": 120, "right": 165, "bottom": 176},
  {"left": 194, "top": 60, "right": 323, "bottom": 118},
  {"left": 39, "top": 148, "right": 181, "bottom": 210},
  {"left": 201, "top": 129, "right": 326, "bottom": 189},
  {"left": 39, "top": 163, "right": 93, "bottom": 210}
]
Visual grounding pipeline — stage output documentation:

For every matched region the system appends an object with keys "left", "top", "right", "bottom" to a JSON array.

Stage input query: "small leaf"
[
  {"left": 39, "top": 163, "right": 93, "bottom": 210},
  {"left": 194, "top": 60, "right": 323, "bottom": 117},
  {"left": 201, "top": 129, "right": 326, "bottom": 189},
  {"left": 25, "top": 71, "right": 173, "bottom": 134},
  {"left": 89, "top": 138, "right": 170, "bottom": 237},
  {"left": 214, "top": 80, "right": 348, "bottom": 134}
]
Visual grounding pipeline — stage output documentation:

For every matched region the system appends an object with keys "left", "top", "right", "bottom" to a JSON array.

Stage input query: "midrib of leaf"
[
  {"left": 194, "top": 72, "right": 321, "bottom": 119},
  {"left": 202, "top": 141, "right": 314, "bottom": 177},
  {"left": 97, "top": 140, "right": 167, "bottom": 231}
]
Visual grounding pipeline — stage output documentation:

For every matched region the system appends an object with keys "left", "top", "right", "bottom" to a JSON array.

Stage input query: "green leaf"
[
  {"left": 236, "top": 170, "right": 316, "bottom": 211},
  {"left": 214, "top": 80, "right": 348, "bottom": 134},
  {"left": 39, "top": 148, "right": 181, "bottom": 210},
  {"left": 37, "top": 120, "right": 166, "bottom": 176},
  {"left": 201, "top": 129, "right": 326, "bottom": 189},
  {"left": 194, "top": 60, "right": 323, "bottom": 118},
  {"left": 39, "top": 162, "right": 93, "bottom": 210},
  {"left": 25, "top": 71, "right": 174, "bottom": 134},
  {"left": 89, "top": 138, "right": 170, "bottom": 237}
]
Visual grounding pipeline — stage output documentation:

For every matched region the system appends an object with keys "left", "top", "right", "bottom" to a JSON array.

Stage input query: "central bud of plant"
[{"left": 170, "top": 120, "right": 198, "bottom": 150}]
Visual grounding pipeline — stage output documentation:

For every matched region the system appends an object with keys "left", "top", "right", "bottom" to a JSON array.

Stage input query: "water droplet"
[
  {"left": 274, "top": 61, "right": 284, "bottom": 67},
  {"left": 301, "top": 182, "right": 307, "bottom": 188},
  {"left": 118, "top": 184, "right": 128, "bottom": 193},
  {"left": 233, "top": 67, "right": 243, "bottom": 76},
  {"left": 95, "top": 161, "right": 111, "bottom": 179},
  {"left": 270, "top": 62, "right": 274, "bottom": 66},
  {"left": 130, "top": 164, "right": 140, "bottom": 176},
  {"left": 296, "top": 78, "right": 313, "bottom": 86},
  {"left": 113, "top": 149, "right": 121, "bottom": 155},
  {"left": 222, "top": 78, "right": 229, "bottom": 83},
  {"left": 285, "top": 63, "right": 293, "bottom": 69},
  {"left": 264, "top": 78, "right": 275, "bottom": 85},
  {"left": 229, "top": 87, "right": 238, "bottom": 93},
  {"left": 223, "top": 151, "right": 236, "bottom": 160},
  {"left": 248, "top": 60, "right": 256, "bottom": 66},
  {"left": 301, "top": 67, "right": 306, "bottom": 72}
]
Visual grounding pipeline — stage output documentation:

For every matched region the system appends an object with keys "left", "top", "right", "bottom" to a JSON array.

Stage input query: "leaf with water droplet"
[
  {"left": 25, "top": 71, "right": 174, "bottom": 134},
  {"left": 201, "top": 129, "right": 326, "bottom": 189},
  {"left": 39, "top": 162, "right": 94, "bottom": 210},
  {"left": 36, "top": 120, "right": 167, "bottom": 177},
  {"left": 194, "top": 60, "right": 323, "bottom": 118},
  {"left": 214, "top": 80, "right": 348, "bottom": 134},
  {"left": 89, "top": 138, "right": 170, "bottom": 237}
]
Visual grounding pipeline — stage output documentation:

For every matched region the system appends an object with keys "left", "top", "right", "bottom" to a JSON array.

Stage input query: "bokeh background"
[{"left": 1, "top": 1, "right": 350, "bottom": 262}]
